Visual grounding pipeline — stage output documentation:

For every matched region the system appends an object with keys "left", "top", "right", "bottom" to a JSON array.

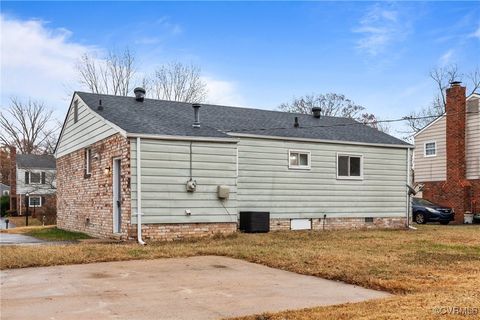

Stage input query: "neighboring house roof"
[
  {"left": 0, "top": 183, "right": 9, "bottom": 190},
  {"left": 16, "top": 154, "right": 56, "bottom": 169},
  {"left": 77, "top": 92, "right": 410, "bottom": 147}
]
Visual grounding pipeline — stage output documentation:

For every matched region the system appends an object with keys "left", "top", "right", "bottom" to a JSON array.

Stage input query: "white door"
[{"left": 113, "top": 158, "right": 122, "bottom": 233}]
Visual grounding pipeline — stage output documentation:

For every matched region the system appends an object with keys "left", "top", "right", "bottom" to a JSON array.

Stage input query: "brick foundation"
[
  {"left": 270, "top": 217, "right": 406, "bottom": 231},
  {"left": 56, "top": 134, "right": 132, "bottom": 239},
  {"left": 130, "top": 222, "right": 237, "bottom": 241}
]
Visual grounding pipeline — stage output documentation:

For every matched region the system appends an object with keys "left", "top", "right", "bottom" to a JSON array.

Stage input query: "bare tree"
[
  {"left": 278, "top": 93, "right": 390, "bottom": 132},
  {"left": 149, "top": 62, "right": 207, "bottom": 103},
  {"left": 0, "top": 98, "right": 59, "bottom": 154},
  {"left": 76, "top": 48, "right": 135, "bottom": 96},
  {"left": 406, "top": 65, "right": 480, "bottom": 133}
]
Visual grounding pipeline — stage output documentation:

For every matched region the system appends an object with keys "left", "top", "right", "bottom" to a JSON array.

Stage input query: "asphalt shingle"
[
  {"left": 16, "top": 154, "right": 56, "bottom": 169},
  {"left": 77, "top": 92, "right": 410, "bottom": 147}
]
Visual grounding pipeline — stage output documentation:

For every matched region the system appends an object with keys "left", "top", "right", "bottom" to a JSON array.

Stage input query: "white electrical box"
[
  {"left": 217, "top": 185, "right": 230, "bottom": 199},
  {"left": 290, "top": 219, "right": 312, "bottom": 230}
]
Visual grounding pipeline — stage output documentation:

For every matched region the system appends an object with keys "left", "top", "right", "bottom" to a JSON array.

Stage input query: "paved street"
[{"left": 1, "top": 255, "right": 391, "bottom": 320}]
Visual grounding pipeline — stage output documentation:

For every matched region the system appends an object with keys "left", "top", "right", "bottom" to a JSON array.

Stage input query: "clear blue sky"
[{"left": 1, "top": 1, "right": 479, "bottom": 138}]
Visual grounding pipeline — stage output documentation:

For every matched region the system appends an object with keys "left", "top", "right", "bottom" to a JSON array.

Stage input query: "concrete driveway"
[
  {"left": 1, "top": 256, "right": 391, "bottom": 320},
  {"left": 0, "top": 233, "right": 45, "bottom": 245}
]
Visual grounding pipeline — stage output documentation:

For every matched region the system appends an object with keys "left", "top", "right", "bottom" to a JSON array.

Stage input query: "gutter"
[
  {"left": 136, "top": 137, "right": 146, "bottom": 245},
  {"left": 229, "top": 132, "right": 414, "bottom": 149}
]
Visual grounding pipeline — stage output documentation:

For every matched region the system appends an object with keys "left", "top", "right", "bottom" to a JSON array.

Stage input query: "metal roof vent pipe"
[
  {"left": 134, "top": 87, "right": 146, "bottom": 102},
  {"left": 97, "top": 99, "right": 103, "bottom": 111},
  {"left": 192, "top": 104, "right": 201, "bottom": 128},
  {"left": 450, "top": 81, "right": 462, "bottom": 87},
  {"left": 312, "top": 107, "right": 321, "bottom": 118}
]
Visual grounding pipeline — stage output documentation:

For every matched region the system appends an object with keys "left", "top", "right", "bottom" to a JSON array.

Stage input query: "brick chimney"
[
  {"left": 444, "top": 82, "right": 468, "bottom": 223},
  {"left": 9, "top": 146, "right": 17, "bottom": 211}
]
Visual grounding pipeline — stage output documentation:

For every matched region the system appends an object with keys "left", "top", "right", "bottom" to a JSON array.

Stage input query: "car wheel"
[
  {"left": 440, "top": 221, "right": 449, "bottom": 225},
  {"left": 415, "top": 213, "right": 426, "bottom": 224}
]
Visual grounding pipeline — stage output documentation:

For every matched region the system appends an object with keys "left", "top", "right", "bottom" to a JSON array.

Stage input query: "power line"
[{"left": 221, "top": 110, "right": 478, "bottom": 133}]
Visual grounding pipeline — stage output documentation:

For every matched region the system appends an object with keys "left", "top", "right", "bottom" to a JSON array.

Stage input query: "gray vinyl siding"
[
  {"left": 237, "top": 138, "right": 408, "bottom": 218},
  {"left": 466, "top": 100, "right": 480, "bottom": 179},
  {"left": 56, "top": 94, "right": 119, "bottom": 158},
  {"left": 130, "top": 138, "right": 238, "bottom": 224},
  {"left": 414, "top": 116, "right": 447, "bottom": 182}
]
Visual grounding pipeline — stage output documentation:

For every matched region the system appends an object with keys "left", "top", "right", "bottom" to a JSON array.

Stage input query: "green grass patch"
[{"left": 26, "top": 227, "right": 92, "bottom": 241}]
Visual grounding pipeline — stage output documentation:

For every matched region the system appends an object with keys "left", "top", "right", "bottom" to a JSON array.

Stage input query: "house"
[
  {"left": 413, "top": 82, "right": 479, "bottom": 223},
  {"left": 8, "top": 147, "right": 57, "bottom": 218},
  {"left": 55, "top": 89, "right": 412, "bottom": 241},
  {"left": 0, "top": 183, "right": 10, "bottom": 196}
]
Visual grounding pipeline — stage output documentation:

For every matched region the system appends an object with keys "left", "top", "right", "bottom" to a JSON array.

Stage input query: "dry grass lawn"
[
  {"left": 1, "top": 225, "right": 479, "bottom": 319},
  {"left": 3, "top": 216, "right": 43, "bottom": 227}
]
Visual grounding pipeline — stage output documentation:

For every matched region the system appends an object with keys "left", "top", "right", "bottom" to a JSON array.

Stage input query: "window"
[
  {"left": 288, "top": 150, "right": 311, "bottom": 169},
  {"left": 29, "top": 196, "right": 42, "bottom": 207},
  {"left": 85, "top": 148, "right": 92, "bottom": 177},
  {"left": 73, "top": 100, "right": 78, "bottom": 123},
  {"left": 424, "top": 142, "right": 436, "bottom": 157},
  {"left": 29, "top": 172, "right": 41, "bottom": 184},
  {"left": 337, "top": 154, "right": 363, "bottom": 179}
]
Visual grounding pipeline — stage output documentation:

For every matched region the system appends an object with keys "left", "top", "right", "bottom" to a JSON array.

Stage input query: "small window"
[
  {"left": 73, "top": 100, "right": 79, "bottom": 123},
  {"left": 29, "top": 172, "right": 41, "bottom": 184},
  {"left": 85, "top": 148, "right": 92, "bottom": 177},
  {"left": 288, "top": 150, "right": 311, "bottom": 169},
  {"left": 424, "top": 142, "right": 436, "bottom": 157},
  {"left": 337, "top": 154, "right": 363, "bottom": 179},
  {"left": 29, "top": 196, "right": 42, "bottom": 207}
]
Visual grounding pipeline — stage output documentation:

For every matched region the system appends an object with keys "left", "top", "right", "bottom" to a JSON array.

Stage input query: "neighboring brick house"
[
  {"left": 413, "top": 82, "right": 479, "bottom": 223},
  {"left": 9, "top": 147, "right": 57, "bottom": 219},
  {"left": 55, "top": 89, "right": 412, "bottom": 242}
]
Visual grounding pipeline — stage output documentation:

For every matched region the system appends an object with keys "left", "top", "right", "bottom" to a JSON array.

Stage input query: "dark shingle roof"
[
  {"left": 77, "top": 92, "right": 410, "bottom": 147},
  {"left": 16, "top": 154, "right": 56, "bottom": 169}
]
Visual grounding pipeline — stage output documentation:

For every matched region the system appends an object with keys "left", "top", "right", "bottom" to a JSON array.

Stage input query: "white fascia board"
[
  {"left": 229, "top": 132, "right": 413, "bottom": 149},
  {"left": 126, "top": 133, "right": 239, "bottom": 143}
]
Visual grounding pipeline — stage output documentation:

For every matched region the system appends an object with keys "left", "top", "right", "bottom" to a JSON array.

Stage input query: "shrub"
[{"left": 0, "top": 196, "right": 10, "bottom": 217}]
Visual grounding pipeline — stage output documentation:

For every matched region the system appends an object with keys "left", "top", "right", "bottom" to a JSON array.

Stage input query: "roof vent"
[
  {"left": 294, "top": 117, "right": 299, "bottom": 128},
  {"left": 312, "top": 107, "right": 321, "bottom": 118},
  {"left": 134, "top": 87, "right": 146, "bottom": 102},
  {"left": 97, "top": 99, "right": 103, "bottom": 111},
  {"left": 192, "top": 104, "right": 201, "bottom": 128},
  {"left": 450, "top": 81, "right": 462, "bottom": 87}
]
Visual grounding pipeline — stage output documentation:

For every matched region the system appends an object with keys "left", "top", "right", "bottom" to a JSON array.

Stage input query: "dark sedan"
[{"left": 412, "top": 198, "right": 455, "bottom": 225}]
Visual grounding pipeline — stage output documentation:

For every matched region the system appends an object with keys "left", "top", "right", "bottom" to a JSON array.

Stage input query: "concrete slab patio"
[{"left": 1, "top": 256, "right": 391, "bottom": 320}]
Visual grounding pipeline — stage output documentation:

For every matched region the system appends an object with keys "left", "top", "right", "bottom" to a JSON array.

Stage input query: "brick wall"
[
  {"left": 419, "top": 83, "right": 479, "bottom": 223},
  {"left": 270, "top": 217, "right": 406, "bottom": 231},
  {"left": 57, "top": 134, "right": 132, "bottom": 239}
]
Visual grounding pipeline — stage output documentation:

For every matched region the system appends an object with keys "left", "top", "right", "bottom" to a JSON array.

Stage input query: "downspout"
[
  {"left": 136, "top": 137, "right": 146, "bottom": 245},
  {"left": 406, "top": 148, "right": 415, "bottom": 230}
]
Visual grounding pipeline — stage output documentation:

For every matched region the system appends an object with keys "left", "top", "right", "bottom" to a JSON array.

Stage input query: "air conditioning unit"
[{"left": 239, "top": 211, "right": 270, "bottom": 233}]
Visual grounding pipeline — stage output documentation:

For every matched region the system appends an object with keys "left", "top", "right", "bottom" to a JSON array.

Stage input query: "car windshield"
[{"left": 412, "top": 198, "right": 435, "bottom": 206}]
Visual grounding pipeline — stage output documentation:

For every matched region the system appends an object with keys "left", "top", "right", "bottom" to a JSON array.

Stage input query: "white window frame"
[
  {"left": 29, "top": 172, "right": 41, "bottom": 184},
  {"left": 28, "top": 196, "right": 42, "bottom": 207},
  {"left": 86, "top": 148, "right": 92, "bottom": 175},
  {"left": 424, "top": 141, "right": 437, "bottom": 157},
  {"left": 336, "top": 153, "right": 364, "bottom": 180},
  {"left": 288, "top": 150, "right": 311, "bottom": 170}
]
